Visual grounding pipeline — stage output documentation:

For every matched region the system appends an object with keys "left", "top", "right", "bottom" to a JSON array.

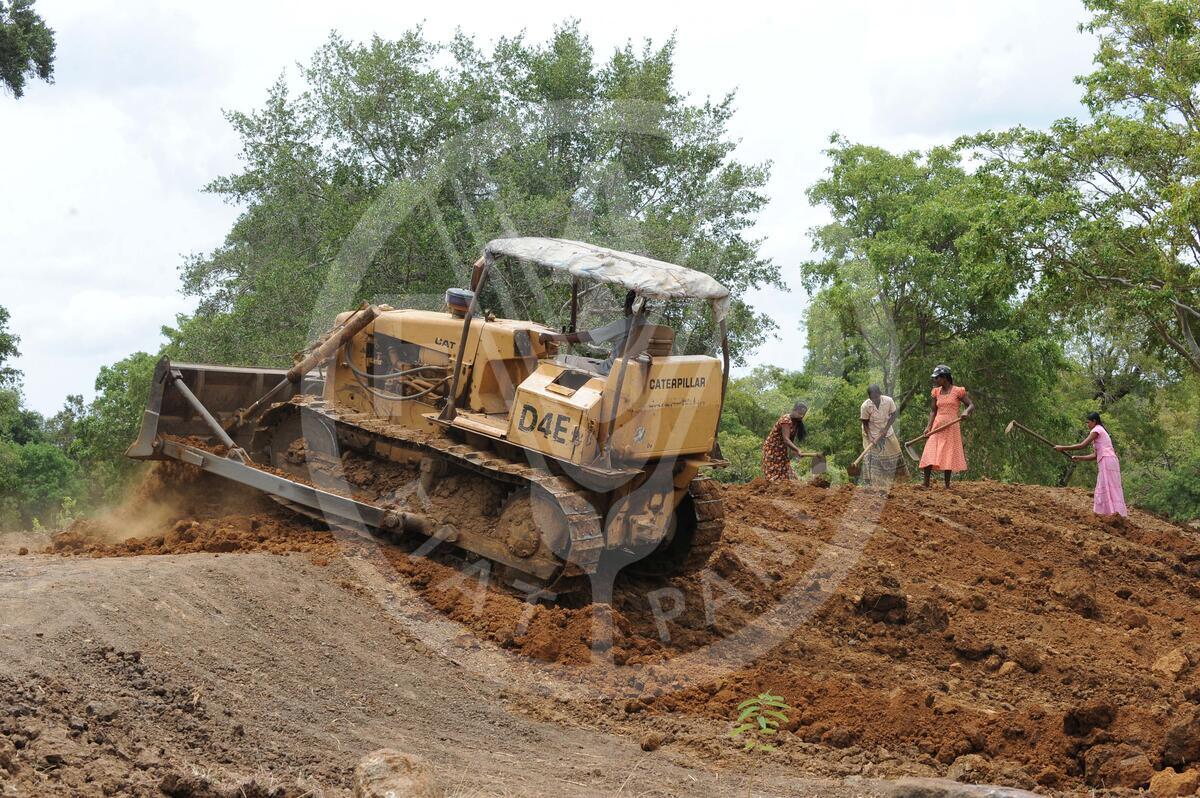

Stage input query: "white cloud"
[{"left": 0, "top": 0, "right": 1096, "bottom": 413}]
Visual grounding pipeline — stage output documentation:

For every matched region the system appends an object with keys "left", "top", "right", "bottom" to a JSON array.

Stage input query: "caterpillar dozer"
[{"left": 127, "top": 238, "right": 729, "bottom": 597}]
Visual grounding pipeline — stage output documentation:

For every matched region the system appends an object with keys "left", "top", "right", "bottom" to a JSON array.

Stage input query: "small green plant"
[
  {"left": 730, "top": 691, "right": 791, "bottom": 752},
  {"left": 57, "top": 495, "right": 78, "bottom": 526}
]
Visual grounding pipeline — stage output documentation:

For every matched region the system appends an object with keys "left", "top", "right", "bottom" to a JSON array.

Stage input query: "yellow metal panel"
[
  {"left": 604, "top": 356, "right": 722, "bottom": 459},
  {"left": 507, "top": 363, "right": 603, "bottom": 464},
  {"left": 372, "top": 310, "right": 485, "bottom": 367}
]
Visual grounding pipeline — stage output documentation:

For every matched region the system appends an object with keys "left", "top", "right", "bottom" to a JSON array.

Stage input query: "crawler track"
[{"left": 250, "top": 397, "right": 722, "bottom": 596}]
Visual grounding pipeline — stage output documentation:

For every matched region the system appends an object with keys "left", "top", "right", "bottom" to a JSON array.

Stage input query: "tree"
[
  {"left": 801, "top": 138, "right": 1073, "bottom": 483},
  {"left": 0, "top": 305, "right": 19, "bottom": 387},
  {"left": 169, "top": 24, "right": 780, "bottom": 367},
  {"left": 0, "top": 0, "right": 54, "bottom": 98},
  {"left": 0, "top": 305, "right": 82, "bottom": 528},
  {"left": 966, "top": 0, "right": 1200, "bottom": 376},
  {"left": 69, "top": 353, "right": 156, "bottom": 504}
]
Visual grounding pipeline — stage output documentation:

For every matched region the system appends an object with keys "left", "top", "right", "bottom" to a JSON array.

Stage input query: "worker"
[
  {"left": 761, "top": 402, "right": 808, "bottom": 482},
  {"left": 1055, "top": 412, "right": 1128, "bottom": 517},
  {"left": 538, "top": 290, "right": 637, "bottom": 375},
  {"left": 919, "top": 365, "right": 974, "bottom": 489},
  {"left": 859, "top": 384, "right": 904, "bottom": 485}
]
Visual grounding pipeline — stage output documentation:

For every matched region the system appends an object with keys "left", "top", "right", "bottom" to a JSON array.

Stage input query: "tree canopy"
[
  {"left": 0, "top": 305, "right": 20, "bottom": 387},
  {"left": 965, "top": 0, "right": 1200, "bottom": 377},
  {"left": 711, "top": 0, "right": 1200, "bottom": 518},
  {"left": 0, "top": 0, "right": 54, "bottom": 98},
  {"left": 169, "top": 23, "right": 780, "bottom": 368},
  {"left": 796, "top": 139, "right": 1070, "bottom": 484},
  {"left": 2, "top": 8, "right": 1197, "bottom": 530}
]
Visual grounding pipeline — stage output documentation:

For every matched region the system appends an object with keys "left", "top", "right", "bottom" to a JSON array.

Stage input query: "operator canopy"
[{"left": 482, "top": 237, "right": 731, "bottom": 324}]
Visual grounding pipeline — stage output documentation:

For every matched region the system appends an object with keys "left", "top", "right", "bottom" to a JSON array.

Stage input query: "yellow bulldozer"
[{"left": 127, "top": 238, "right": 729, "bottom": 597}]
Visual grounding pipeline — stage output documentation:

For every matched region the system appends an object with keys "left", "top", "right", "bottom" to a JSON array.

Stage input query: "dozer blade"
[
  {"left": 154, "top": 437, "right": 433, "bottom": 536},
  {"left": 126, "top": 356, "right": 321, "bottom": 460}
]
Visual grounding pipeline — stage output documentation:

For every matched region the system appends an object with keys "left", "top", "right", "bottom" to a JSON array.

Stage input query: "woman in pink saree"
[{"left": 1056, "top": 412, "right": 1129, "bottom": 517}]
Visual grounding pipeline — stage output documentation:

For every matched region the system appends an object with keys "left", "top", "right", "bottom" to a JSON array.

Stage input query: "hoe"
[{"left": 1004, "top": 419, "right": 1074, "bottom": 459}]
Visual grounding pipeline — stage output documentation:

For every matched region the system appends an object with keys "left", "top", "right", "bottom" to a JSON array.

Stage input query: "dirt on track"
[{"left": 5, "top": 464, "right": 1200, "bottom": 796}]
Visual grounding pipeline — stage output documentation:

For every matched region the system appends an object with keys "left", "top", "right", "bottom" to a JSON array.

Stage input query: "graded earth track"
[{"left": 13, "top": 467, "right": 1200, "bottom": 795}]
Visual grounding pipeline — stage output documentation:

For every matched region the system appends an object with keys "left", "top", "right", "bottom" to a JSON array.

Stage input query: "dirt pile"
[
  {"left": 46, "top": 463, "right": 338, "bottom": 560},
  {"left": 371, "top": 478, "right": 1200, "bottom": 791},
  {"left": 634, "top": 479, "right": 1200, "bottom": 791},
  {"left": 39, "top": 464, "right": 1200, "bottom": 793}
]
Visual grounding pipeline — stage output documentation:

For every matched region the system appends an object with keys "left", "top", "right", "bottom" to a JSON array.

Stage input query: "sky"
[{"left": 0, "top": 0, "right": 1096, "bottom": 415}]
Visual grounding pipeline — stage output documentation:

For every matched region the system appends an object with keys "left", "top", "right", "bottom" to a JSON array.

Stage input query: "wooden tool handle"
[
  {"left": 852, "top": 440, "right": 877, "bottom": 467},
  {"left": 1014, "top": 421, "right": 1074, "bottom": 458},
  {"left": 905, "top": 415, "right": 963, "bottom": 447}
]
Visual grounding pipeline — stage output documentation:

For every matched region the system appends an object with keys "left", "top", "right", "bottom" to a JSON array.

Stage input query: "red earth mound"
[
  {"left": 47, "top": 463, "right": 338, "bottom": 560},
  {"left": 46, "top": 463, "right": 1200, "bottom": 792}
]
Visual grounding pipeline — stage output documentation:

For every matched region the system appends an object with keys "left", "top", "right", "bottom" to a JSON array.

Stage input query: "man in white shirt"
[{"left": 859, "top": 384, "right": 905, "bottom": 485}]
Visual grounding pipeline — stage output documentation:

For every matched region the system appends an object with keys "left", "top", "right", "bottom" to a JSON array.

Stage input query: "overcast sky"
[{"left": 0, "top": 0, "right": 1096, "bottom": 414}]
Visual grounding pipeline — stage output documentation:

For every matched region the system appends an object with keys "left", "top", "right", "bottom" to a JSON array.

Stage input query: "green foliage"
[
  {"left": 0, "top": 305, "right": 152, "bottom": 528},
  {"left": 171, "top": 23, "right": 780, "bottom": 368},
  {"left": 964, "top": 0, "right": 1200, "bottom": 377},
  {"left": 803, "top": 139, "right": 1043, "bottom": 399},
  {"left": 0, "top": 0, "right": 54, "bottom": 98},
  {"left": 69, "top": 353, "right": 156, "bottom": 505},
  {"left": 0, "top": 305, "right": 20, "bottom": 387},
  {"left": 799, "top": 140, "right": 1069, "bottom": 484},
  {"left": 0, "top": 395, "right": 80, "bottom": 529},
  {"left": 713, "top": 431, "right": 766, "bottom": 483},
  {"left": 0, "top": 387, "right": 42, "bottom": 445},
  {"left": 1140, "top": 449, "right": 1200, "bottom": 520},
  {"left": 3, "top": 441, "right": 78, "bottom": 526},
  {"left": 729, "top": 692, "right": 791, "bottom": 753}
]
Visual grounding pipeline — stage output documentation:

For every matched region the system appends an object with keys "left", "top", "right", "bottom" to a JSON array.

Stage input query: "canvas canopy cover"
[{"left": 482, "top": 237, "right": 731, "bottom": 323}]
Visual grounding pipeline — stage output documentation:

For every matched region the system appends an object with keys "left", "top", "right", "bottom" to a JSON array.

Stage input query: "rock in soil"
[
  {"left": 1164, "top": 707, "right": 1200, "bottom": 769},
  {"left": 1083, "top": 743, "right": 1154, "bottom": 789},
  {"left": 1152, "top": 648, "right": 1190, "bottom": 680},
  {"left": 352, "top": 749, "right": 441, "bottom": 798},
  {"left": 1062, "top": 700, "right": 1114, "bottom": 736},
  {"left": 1149, "top": 767, "right": 1200, "bottom": 797},
  {"left": 946, "top": 754, "right": 991, "bottom": 783},
  {"left": 882, "top": 776, "right": 1041, "bottom": 797}
]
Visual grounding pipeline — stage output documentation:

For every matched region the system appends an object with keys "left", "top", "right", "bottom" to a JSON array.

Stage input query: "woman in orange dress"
[
  {"left": 761, "top": 402, "right": 808, "bottom": 481},
  {"left": 919, "top": 365, "right": 973, "bottom": 488}
]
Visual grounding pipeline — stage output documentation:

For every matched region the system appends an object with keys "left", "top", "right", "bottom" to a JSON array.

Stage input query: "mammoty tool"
[
  {"left": 1004, "top": 420, "right": 1074, "bottom": 459},
  {"left": 846, "top": 440, "right": 878, "bottom": 478},
  {"left": 903, "top": 416, "right": 965, "bottom": 461},
  {"left": 794, "top": 451, "right": 828, "bottom": 475}
]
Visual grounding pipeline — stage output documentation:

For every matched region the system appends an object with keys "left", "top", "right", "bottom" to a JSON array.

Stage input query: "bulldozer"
[{"left": 127, "top": 238, "right": 729, "bottom": 597}]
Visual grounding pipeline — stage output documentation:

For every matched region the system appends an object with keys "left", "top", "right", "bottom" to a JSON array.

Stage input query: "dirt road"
[
  {"left": 3, "top": 470, "right": 1200, "bottom": 796},
  {"left": 0, "top": 549, "right": 885, "bottom": 797}
]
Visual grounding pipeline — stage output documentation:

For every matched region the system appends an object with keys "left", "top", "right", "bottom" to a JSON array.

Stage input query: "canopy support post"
[
  {"left": 568, "top": 277, "right": 579, "bottom": 334},
  {"left": 713, "top": 317, "right": 730, "bottom": 457},
  {"left": 602, "top": 298, "right": 644, "bottom": 466}
]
